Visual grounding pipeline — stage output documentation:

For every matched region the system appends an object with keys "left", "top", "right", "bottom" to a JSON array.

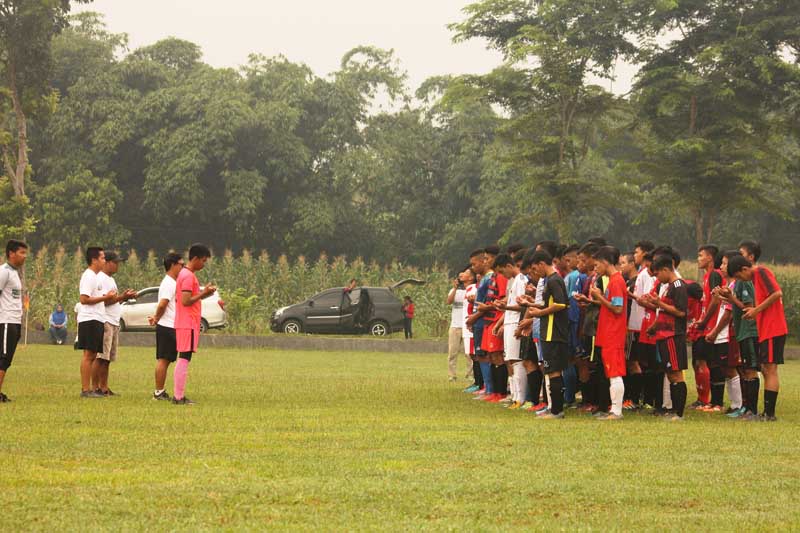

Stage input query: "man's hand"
[
  {"left": 743, "top": 307, "right": 758, "bottom": 321},
  {"left": 589, "top": 286, "right": 603, "bottom": 300},
  {"left": 123, "top": 289, "right": 137, "bottom": 300},
  {"left": 705, "top": 332, "right": 718, "bottom": 343},
  {"left": 646, "top": 324, "right": 657, "bottom": 336},
  {"left": 104, "top": 290, "right": 117, "bottom": 302},
  {"left": 147, "top": 316, "right": 156, "bottom": 326},
  {"left": 202, "top": 284, "right": 218, "bottom": 298},
  {"left": 493, "top": 324, "right": 503, "bottom": 336}
]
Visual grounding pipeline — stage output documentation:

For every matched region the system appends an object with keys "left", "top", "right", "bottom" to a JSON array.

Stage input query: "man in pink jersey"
[{"left": 173, "top": 244, "right": 217, "bottom": 405}]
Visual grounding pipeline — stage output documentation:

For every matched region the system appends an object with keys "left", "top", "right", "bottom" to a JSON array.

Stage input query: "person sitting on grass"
[{"left": 49, "top": 304, "right": 68, "bottom": 345}]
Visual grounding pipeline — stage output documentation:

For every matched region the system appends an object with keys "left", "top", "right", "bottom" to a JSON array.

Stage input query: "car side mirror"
[{"left": 124, "top": 299, "right": 136, "bottom": 305}]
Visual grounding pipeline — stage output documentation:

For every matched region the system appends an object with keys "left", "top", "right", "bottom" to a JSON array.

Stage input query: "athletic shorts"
[
  {"left": 481, "top": 323, "right": 504, "bottom": 353},
  {"left": 98, "top": 323, "right": 120, "bottom": 362},
  {"left": 77, "top": 320, "right": 105, "bottom": 354},
  {"left": 540, "top": 341, "right": 569, "bottom": 374},
  {"left": 520, "top": 335, "right": 538, "bottom": 362},
  {"left": 634, "top": 341, "right": 658, "bottom": 369},
  {"left": 759, "top": 335, "right": 785, "bottom": 365},
  {"left": 692, "top": 338, "right": 712, "bottom": 362},
  {"left": 0, "top": 323, "right": 21, "bottom": 371},
  {"left": 580, "top": 335, "right": 595, "bottom": 360},
  {"left": 176, "top": 327, "right": 200, "bottom": 355},
  {"left": 712, "top": 341, "right": 741, "bottom": 368},
  {"left": 602, "top": 346, "right": 627, "bottom": 378},
  {"left": 156, "top": 325, "right": 178, "bottom": 362},
  {"left": 738, "top": 337, "right": 759, "bottom": 370},
  {"left": 503, "top": 325, "right": 521, "bottom": 361},
  {"left": 657, "top": 336, "right": 688, "bottom": 372}
]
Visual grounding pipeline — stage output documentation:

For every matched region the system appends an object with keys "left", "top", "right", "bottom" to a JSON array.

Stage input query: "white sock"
[
  {"left": 610, "top": 376, "right": 625, "bottom": 416},
  {"left": 545, "top": 374, "right": 552, "bottom": 407},
  {"left": 509, "top": 369, "right": 518, "bottom": 402},
  {"left": 727, "top": 376, "right": 742, "bottom": 409},
  {"left": 663, "top": 374, "right": 673, "bottom": 410},
  {"left": 513, "top": 362, "right": 527, "bottom": 403}
]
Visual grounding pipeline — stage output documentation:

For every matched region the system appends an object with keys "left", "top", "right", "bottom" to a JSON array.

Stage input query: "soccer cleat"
[
  {"left": 578, "top": 404, "right": 596, "bottom": 413},
  {"left": 153, "top": 390, "right": 171, "bottom": 401},
  {"left": 0, "top": 392, "right": 11, "bottom": 403},
  {"left": 597, "top": 413, "right": 623, "bottom": 421},
  {"left": 726, "top": 406, "right": 747, "bottom": 418},
  {"left": 463, "top": 384, "right": 480, "bottom": 394},
  {"left": 103, "top": 389, "right": 118, "bottom": 397},
  {"left": 472, "top": 387, "right": 486, "bottom": 395},
  {"left": 739, "top": 411, "right": 760, "bottom": 421},
  {"left": 472, "top": 392, "right": 488, "bottom": 400},
  {"left": 689, "top": 400, "right": 708, "bottom": 410},
  {"left": 759, "top": 414, "right": 778, "bottom": 422},
  {"left": 666, "top": 414, "right": 684, "bottom": 422},
  {"left": 592, "top": 410, "right": 610, "bottom": 418},
  {"left": 499, "top": 395, "right": 514, "bottom": 404},
  {"left": 536, "top": 411, "right": 564, "bottom": 420},
  {"left": 80, "top": 390, "right": 104, "bottom": 398},
  {"left": 520, "top": 401, "right": 534, "bottom": 410},
  {"left": 486, "top": 394, "right": 504, "bottom": 403},
  {"left": 622, "top": 400, "right": 635, "bottom": 410},
  {"left": 700, "top": 404, "right": 723, "bottom": 413},
  {"left": 507, "top": 401, "right": 522, "bottom": 410},
  {"left": 172, "top": 397, "right": 195, "bottom": 405}
]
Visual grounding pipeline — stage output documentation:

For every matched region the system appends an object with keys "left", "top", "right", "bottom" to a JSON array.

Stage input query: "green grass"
[{"left": 1, "top": 345, "right": 799, "bottom": 531}]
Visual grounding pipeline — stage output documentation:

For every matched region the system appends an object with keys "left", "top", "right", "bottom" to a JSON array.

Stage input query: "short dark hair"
[
  {"left": 562, "top": 244, "right": 580, "bottom": 255},
  {"left": 5, "top": 239, "right": 27, "bottom": 256},
  {"left": 493, "top": 253, "right": 514, "bottom": 268},
  {"left": 555, "top": 244, "right": 567, "bottom": 259},
  {"left": 163, "top": 252, "right": 183, "bottom": 271},
  {"left": 530, "top": 250, "right": 553, "bottom": 265},
  {"left": 535, "top": 240, "right": 557, "bottom": 258},
  {"left": 513, "top": 248, "right": 528, "bottom": 264},
  {"left": 105, "top": 251, "right": 121, "bottom": 263},
  {"left": 727, "top": 255, "right": 752, "bottom": 277},
  {"left": 721, "top": 249, "right": 741, "bottom": 263},
  {"left": 578, "top": 242, "right": 600, "bottom": 257},
  {"left": 469, "top": 248, "right": 485, "bottom": 259},
  {"left": 652, "top": 255, "right": 674, "bottom": 271},
  {"left": 634, "top": 240, "right": 655, "bottom": 253},
  {"left": 622, "top": 252, "right": 635, "bottom": 263},
  {"left": 505, "top": 243, "right": 525, "bottom": 255},
  {"left": 653, "top": 246, "right": 681, "bottom": 268},
  {"left": 588, "top": 237, "right": 607, "bottom": 246},
  {"left": 86, "top": 247, "right": 104, "bottom": 265},
  {"left": 484, "top": 244, "right": 500, "bottom": 256},
  {"left": 738, "top": 240, "right": 761, "bottom": 262},
  {"left": 698, "top": 244, "right": 719, "bottom": 259},
  {"left": 188, "top": 243, "right": 211, "bottom": 260},
  {"left": 594, "top": 246, "right": 620, "bottom": 265}
]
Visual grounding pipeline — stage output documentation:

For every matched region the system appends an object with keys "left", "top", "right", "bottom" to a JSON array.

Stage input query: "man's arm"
[
  {"left": 590, "top": 285, "right": 623, "bottom": 315},
  {"left": 706, "top": 307, "right": 732, "bottom": 341},
  {"left": 148, "top": 298, "right": 170, "bottom": 326},
  {"left": 181, "top": 284, "right": 217, "bottom": 306},
  {"left": 744, "top": 290, "right": 783, "bottom": 320},
  {"left": 80, "top": 293, "right": 115, "bottom": 305}
]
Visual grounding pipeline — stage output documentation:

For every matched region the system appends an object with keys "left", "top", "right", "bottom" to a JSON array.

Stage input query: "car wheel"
[
  {"left": 282, "top": 319, "right": 302, "bottom": 334},
  {"left": 119, "top": 319, "right": 126, "bottom": 332},
  {"left": 200, "top": 319, "right": 209, "bottom": 333},
  {"left": 369, "top": 320, "right": 389, "bottom": 337}
]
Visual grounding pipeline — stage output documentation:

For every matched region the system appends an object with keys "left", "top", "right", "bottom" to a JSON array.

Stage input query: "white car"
[{"left": 120, "top": 287, "right": 227, "bottom": 332}]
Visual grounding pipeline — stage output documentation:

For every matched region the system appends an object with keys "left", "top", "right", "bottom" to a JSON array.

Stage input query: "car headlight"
[{"left": 274, "top": 307, "right": 288, "bottom": 317}]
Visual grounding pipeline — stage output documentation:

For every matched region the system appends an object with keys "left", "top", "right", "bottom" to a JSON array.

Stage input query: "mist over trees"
[{"left": 3, "top": 1, "right": 800, "bottom": 266}]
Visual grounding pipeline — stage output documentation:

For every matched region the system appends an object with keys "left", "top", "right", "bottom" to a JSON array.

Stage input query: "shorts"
[
  {"left": 759, "top": 335, "right": 785, "bottom": 365},
  {"left": 540, "top": 341, "right": 569, "bottom": 374},
  {"left": 520, "top": 335, "right": 538, "bottom": 362},
  {"left": 503, "top": 325, "right": 521, "bottom": 361},
  {"left": 692, "top": 338, "right": 712, "bottom": 362},
  {"left": 481, "top": 323, "right": 504, "bottom": 353},
  {"left": 0, "top": 323, "right": 21, "bottom": 371},
  {"left": 738, "top": 337, "right": 759, "bottom": 370},
  {"left": 657, "top": 336, "right": 688, "bottom": 372},
  {"left": 156, "top": 325, "right": 178, "bottom": 362},
  {"left": 602, "top": 346, "right": 627, "bottom": 378},
  {"left": 176, "top": 327, "right": 200, "bottom": 355},
  {"left": 98, "top": 323, "right": 120, "bottom": 362},
  {"left": 580, "top": 335, "right": 595, "bottom": 360},
  {"left": 77, "top": 320, "right": 105, "bottom": 354},
  {"left": 712, "top": 341, "right": 741, "bottom": 368},
  {"left": 634, "top": 341, "right": 658, "bottom": 369}
]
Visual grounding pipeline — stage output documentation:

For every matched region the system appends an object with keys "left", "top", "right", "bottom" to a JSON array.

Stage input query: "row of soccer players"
[{"left": 455, "top": 239, "right": 786, "bottom": 421}]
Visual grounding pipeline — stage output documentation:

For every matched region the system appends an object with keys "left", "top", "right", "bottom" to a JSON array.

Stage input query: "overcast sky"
[{"left": 77, "top": 0, "right": 635, "bottom": 94}]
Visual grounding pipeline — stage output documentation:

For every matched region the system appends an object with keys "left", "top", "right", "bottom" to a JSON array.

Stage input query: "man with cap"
[{"left": 95, "top": 251, "right": 136, "bottom": 396}]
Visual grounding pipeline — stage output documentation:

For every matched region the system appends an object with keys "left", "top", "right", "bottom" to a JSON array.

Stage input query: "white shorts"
[{"left": 504, "top": 324, "right": 521, "bottom": 361}]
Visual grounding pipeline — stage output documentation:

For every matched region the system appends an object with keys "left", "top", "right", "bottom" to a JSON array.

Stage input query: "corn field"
[{"left": 14, "top": 248, "right": 800, "bottom": 341}]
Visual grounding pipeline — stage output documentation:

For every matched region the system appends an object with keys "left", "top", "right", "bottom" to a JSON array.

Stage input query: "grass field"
[{"left": 1, "top": 345, "right": 799, "bottom": 531}]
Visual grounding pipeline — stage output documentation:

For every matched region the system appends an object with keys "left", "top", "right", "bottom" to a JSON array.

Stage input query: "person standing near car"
[
  {"left": 148, "top": 252, "right": 184, "bottom": 401},
  {"left": 446, "top": 271, "right": 467, "bottom": 381},
  {"left": 95, "top": 252, "right": 136, "bottom": 396},
  {"left": 78, "top": 247, "right": 117, "bottom": 398},
  {"left": 402, "top": 296, "right": 415, "bottom": 339}
]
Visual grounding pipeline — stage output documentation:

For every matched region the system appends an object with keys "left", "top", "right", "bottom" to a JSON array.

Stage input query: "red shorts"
[
  {"left": 176, "top": 327, "right": 200, "bottom": 354},
  {"left": 481, "top": 323, "right": 504, "bottom": 353},
  {"left": 602, "top": 347, "right": 627, "bottom": 378}
]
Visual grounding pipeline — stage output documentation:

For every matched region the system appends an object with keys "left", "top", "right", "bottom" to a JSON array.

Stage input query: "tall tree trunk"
[
  {"left": 693, "top": 208, "right": 704, "bottom": 248},
  {"left": 7, "top": 59, "right": 27, "bottom": 197},
  {"left": 689, "top": 95, "right": 697, "bottom": 136}
]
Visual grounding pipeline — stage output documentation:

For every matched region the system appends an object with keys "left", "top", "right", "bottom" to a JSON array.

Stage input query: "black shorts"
[
  {"left": 759, "top": 336, "right": 785, "bottom": 365},
  {"left": 156, "top": 325, "right": 178, "bottom": 362},
  {"left": 710, "top": 342, "right": 728, "bottom": 367},
  {"left": 580, "top": 335, "right": 595, "bottom": 360},
  {"left": 692, "top": 338, "right": 712, "bottom": 362},
  {"left": 520, "top": 335, "right": 538, "bottom": 362},
  {"left": 634, "top": 341, "right": 659, "bottom": 369},
  {"left": 738, "top": 337, "right": 759, "bottom": 369},
  {"left": 540, "top": 341, "right": 569, "bottom": 374},
  {"left": 0, "top": 323, "right": 21, "bottom": 371},
  {"left": 657, "top": 336, "right": 688, "bottom": 372},
  {"left": 77, "top": 320, "right": 105, "bottom": 354}
]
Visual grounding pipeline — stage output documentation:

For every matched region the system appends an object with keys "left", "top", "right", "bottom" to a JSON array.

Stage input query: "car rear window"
[{"left": 369, "top": 289, "right": 397, "bottom": 304}]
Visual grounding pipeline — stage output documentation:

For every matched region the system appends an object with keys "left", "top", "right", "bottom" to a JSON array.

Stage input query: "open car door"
[{"left": 389, "top": 279, "right": 426, "bottom": 291}]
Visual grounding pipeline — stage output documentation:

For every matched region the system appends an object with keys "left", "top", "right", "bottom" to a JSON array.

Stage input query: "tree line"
[{"left": 1, "top": 1, "right": 799, "bottom": 268}]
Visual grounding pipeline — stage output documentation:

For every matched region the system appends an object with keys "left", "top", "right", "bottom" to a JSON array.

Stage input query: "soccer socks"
[
  {"left": 710, "top": 366, "right": 725, "bottom": 406},
  {"left": 473, "top": 360, "right": 483, "bottom": 388},
  {"left": 495, "top": 364, "right": 509, "bottom": 395},
  {"left": 628, "top": 373, "right": 643, "bottom": 405},
  {"left": 173, "top": 358, "right": 190, "bottom": 400},
  {"left": 653, "top": 372, "right": 665, "bottom": 411},
  {"left": 528, "top": 370, "right": 543, "bottom": 404},
  {"left": 513, "top": 362, "right": 527, "bottom": 404},
  {"left": 480, "top": 362, "right": 493, "bottom": 394},
  {"left": 662, "top": 374, "right": 673, "bottom": 410},
  {"left": 695, "top": 364, "right": 710, "bottom": 404},
  {"left": 549, "top": 376, "right": 564, "bottom": 415},
  {"left": 609, "top": 376, "right": 624, "bottom": 416},
  {"left": 563, "top": 365, "right": 577, "bottom": 404},
  {"left": 670, "top": 382, "right": 688, "bottom": 417},
  {"left": 763, "top": 389, "right": 778, "bottom": 417},
  {"left": 622, "top": 376, "right": 631, "bottom": 402},
  {"left": 726, "top": 375, "right": 742, "bottom": 409},
  {"left": 749, "top": 378, "right": 760, "bottom": 414}
]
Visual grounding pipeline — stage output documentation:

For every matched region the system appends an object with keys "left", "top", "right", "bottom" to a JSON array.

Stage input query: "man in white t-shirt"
[
  {"left": 492, "top": 253, "right": 529, "bottom": 409},
  {"left": 462, "top": 271, "right": 479, "bottom": 392},
  {"left": 148, "top": 253, "right": 185, "bottom": 400},
  {"left": 96, "top": 252, "right": 136, "bottom": 396},
  {"left": 78, "top": 247, "right": 117, "bottom": 398},
  {"left": 0, "top": 240, "right": 28, "bottom": 403},
  {"left": 446, "top": 271, "right": 467, "bottom": 382}
]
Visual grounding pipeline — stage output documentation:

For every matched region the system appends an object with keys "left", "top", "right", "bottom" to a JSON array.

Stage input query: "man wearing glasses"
[{"left": 148, "top": 252, "right": 185, "bottom": 400}]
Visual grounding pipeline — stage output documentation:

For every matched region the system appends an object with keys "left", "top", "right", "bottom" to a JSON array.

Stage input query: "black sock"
[
  {"left": 642, "top": 373, "right": 655, "bottom": 406},
  {"left": 473, "top": 360, "right": 483, "bottom": 388},
  {"left": 497, "top": 365, "right": 509, "bottom": 395},
  {"left": 751, "top": 378, "right": 760, "bottom": 414},
  {"left": 579, "top": 380, "right": 591, "bottom": 405},
  {"left": 528, "top": 370, "right": 543, "bottom": 404},
  {"left": 542, "top": 377, "right": 549, "bottom": 406},
  {"left": 654, "top": 372, "right": 665, "bottom": 410},
  {"left": 489, "top": 365, "right": 499, "bottom": 395},
  {"left": 763, "top": 389, "right": 778, "bottom": 417},
  {"left": 671, "top": 381, "right": 687, "bottom": 417},
  {"left": 623, "top": 375, "right": 631, "bottom": 402},
  {"left": 629, "top": 373, "right": 643, "bottom": 405},
  {"left": 710, "top": 366, "right": 725, "bottom": 406},
  {"left": 549, "top": 376, "right": 564, "bottom": 415}
]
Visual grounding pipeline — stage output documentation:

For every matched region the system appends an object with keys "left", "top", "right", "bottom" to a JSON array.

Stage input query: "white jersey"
[
  {"left": 450, "top": 288, "right": 466, "bottom": 329},
  {"left": 629, "top": 267, "right": 655, "bottom": 331},
  {"left": 0, "top": 262, "right": 23, "bottom": 324},
  {"left": 98, "top": 271, "right": 121, "bottom": 326},
  {"left": 462, "top": 284, "right": 476, "bottom": 340},
  {"left": 713, "top": 280, "right": 735, "bottom": 344},
  {"left": 504, "top": 273, "right": 528, "bottom": 326},
  {"left": 157, "top": 274, "right": 177, "bottom": 328},
  {"left": 533, "top": 277, "right": 545, "bottom": 339},
  {"left": 78, "top": 268, "right": 105, "bottom": 323}
]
